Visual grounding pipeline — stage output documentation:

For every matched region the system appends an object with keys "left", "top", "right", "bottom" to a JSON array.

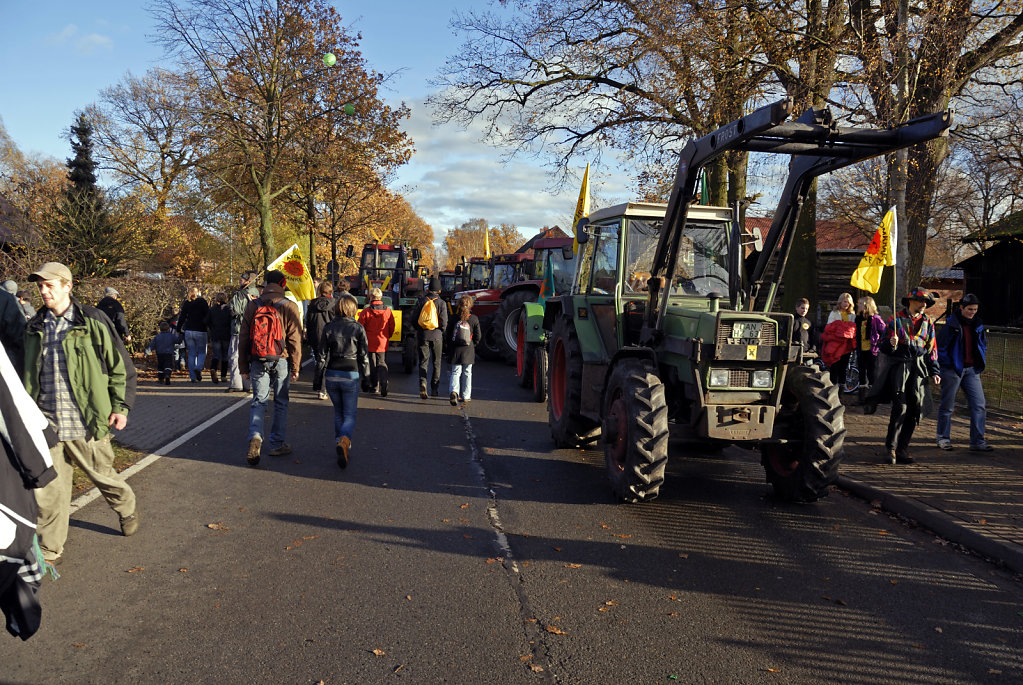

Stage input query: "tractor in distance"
[
  {"left": 455, "top": 252, "right": 535, "bottom": 360},
  {"left": 541, "top": 97, "right": 952, "bottom": 504},
  {"left": 345, "top": 241, "right": 425, "bottom": 373}
]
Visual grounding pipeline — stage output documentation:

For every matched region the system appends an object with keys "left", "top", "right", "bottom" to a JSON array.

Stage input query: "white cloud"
[
  {"left": 392, "top": 97, "right": 635, "bottom": 243},
  {"left": 44, "top": 23, "right": 114, "bottom": 55}
]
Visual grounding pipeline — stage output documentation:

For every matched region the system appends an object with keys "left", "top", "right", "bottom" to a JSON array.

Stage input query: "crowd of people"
[{"left": 802, "top": 287, "right": 992, "bottom": 465}]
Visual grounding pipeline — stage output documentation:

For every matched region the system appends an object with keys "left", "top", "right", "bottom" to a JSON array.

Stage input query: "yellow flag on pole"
[
  {"left": 850, "top": 206, "right": 897, "bottom": 293},
  {"left": 267, "top": 243, "right": 316, "bottom": 301},
  {"left": 572, "top": 163, "right": 591, "bottom": 254},
  {"left": 483, "top": 225, "right": 491, "bottom": 259}
]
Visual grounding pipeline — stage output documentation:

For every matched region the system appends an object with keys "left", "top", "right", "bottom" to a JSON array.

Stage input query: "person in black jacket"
[
  {"left": 445, "top": 294, "right": 482, "bottom": 406},
  {"left": 412, "top": 276, "right": 449, "bottom": 399},
  {"left": 305, "top": 281, "right": 336, "bottom": 399},
  {"left": 318, "top": 294, "right": 369, "bottom": 468},
  {"left": 176, "top": 286, "right": 210, "bottom": 382},
  {"left": 96, "top": 287, "right": 131, "bottom": 343},
  {"left": 205, "top": 292, "right": 233, "bottom": 383}
]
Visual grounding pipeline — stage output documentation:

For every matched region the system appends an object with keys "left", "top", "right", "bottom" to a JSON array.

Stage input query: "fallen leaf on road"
[
  {"left": 458, "top": 517, "right": 470, "bottom": 523},
  {"left": 127, "top": 566, "right": 144, "bottom": 573},
  {"left": 371, "top": 648, "right": 386, "bottom": 656},
  {"left": 406, "top": 595, "right": 412, "bottom": 601},
  {"left": 529, "top": 664, "right": 545, "bottom": 673},
  {"left": 613, "top": 533, "right": 632, "bottom": 539},
  {"left": 600, "top": 522, "right": 610, "bottom": 529},
  {"left": 460, "top": 503, "right": 470, "bottom": 509},
  {"left": 978, "top": 519, "right": 986, "bottom": 524},
  {"left": 545, "top": 625, "right": 567, "bottom": 635},
  {"left": 678, "top": 553, "right": 689, "bottom": 559},
  {"left": 564, "top": 563, "right": 582, "bottom": 569},
  {"left": 765, "top": 667, "right": 780, "bottom": 673},
  {"left": 835, "top": 599, "right": 848, "bottom": 606},
  {"left": 988, "top": 669, "right": 1002, "bottom": 675},
  {"left": 552, "top": 547, "right": 562, "bottom": 552},
  {"left": 179, "top": 568, "right": 188, "bottom": 573},
  {"left": 463, "top": 534, "right": 473, "bottom": 539},
  {"left": 877, "top": 530, "right": 888, "bottom": 535},
  {"left": 519, "top": 655, "right": 531, "bottom": 661},
  {"left": 598, "top": 606, "right": 610, "bottom": 612},
  {"left": 207, "top": 522, "right": 229, "bottom": 531},
  {"left": 302, "top": 535, "right": 318, "bottom": 540},
  {"left": 890, "top": 580, "right": 899, "bottom": 585},
  {"left": 668, "top": 611, "right": 679, "bottom": 616},
  {"left": 441, "top": 518, "right": 450, "bottom": 523}
]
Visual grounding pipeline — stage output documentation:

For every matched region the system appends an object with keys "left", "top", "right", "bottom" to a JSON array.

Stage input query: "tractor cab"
[{"left": 347, "top": 242, "right": 422, "bottom": 307}]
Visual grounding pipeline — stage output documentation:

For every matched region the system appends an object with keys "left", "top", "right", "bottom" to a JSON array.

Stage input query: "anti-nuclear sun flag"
[
  {"left": 267, "top": 244, "right": 316, "bottom": 301},
  {"left": 850, "top": 206, "right": 897, "bottom": 294}
]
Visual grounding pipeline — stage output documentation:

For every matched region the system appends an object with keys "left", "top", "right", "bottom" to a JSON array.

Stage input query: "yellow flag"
[
  {"left": 267, "top": 243, "right": 316, "bottom": 301},
  {"left": 484, "top": 225, "right": 491, "bottom": 259},
  {"left": 571, "top": 163, "right": 591, "bottom": 254},
  {"left": 850, "top": 206, "right": 897, "bottom": 293}
]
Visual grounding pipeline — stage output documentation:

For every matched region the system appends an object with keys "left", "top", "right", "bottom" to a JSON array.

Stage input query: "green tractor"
[{"left": 542, "top": 98, "right": 952, "bottom": 503}]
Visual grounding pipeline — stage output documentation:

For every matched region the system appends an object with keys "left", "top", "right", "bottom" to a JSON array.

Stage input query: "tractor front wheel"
[
  {"left": 761, "top": 365, "right": 846, "bottom": 502},
  {"left": 548, "top": 316, "right": 598, "bottom": 447},
  {"left": 602, "top": 358, "right": 669, "bottom": 502}
]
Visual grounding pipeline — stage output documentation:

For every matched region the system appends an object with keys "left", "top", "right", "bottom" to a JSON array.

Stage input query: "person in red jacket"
[{"left": 357, "top": 287, "right": 395, "bottom": 397}]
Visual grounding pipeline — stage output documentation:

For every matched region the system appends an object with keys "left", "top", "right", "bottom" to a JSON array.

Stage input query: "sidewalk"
[
  {"left": 112, "top": 374, "right": 1023, "bottom": 574},
  {"left": 837, "top": 400, "right": 1023, "bottom": 574}
]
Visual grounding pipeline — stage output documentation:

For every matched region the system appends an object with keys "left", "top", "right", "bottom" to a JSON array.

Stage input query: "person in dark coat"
[
  {"left": 304, "top": 281, "right": 336, "bottom": 399},
  {"left": 412, "top": 276, "right": 449, "bottom": 398},
  {"left": 936, "top": 293, "right": 991, "bottom": 452},
  {"left": 445, "top": 294, "right": 482, "bottom": 406},
  {"left": 0, "top": 289, "right": 25, "bottom": 375},
  {"left": 793, "top": 297, "right": 818, "bottom": 354},
  {"left": 17, "top": 291, "right": 36, "bottom": 321},
  {"left": 318, "top": 294, "right": 370, "bottom": 468},
  {"left": 176, "top": 286, "right": 210, "bottom": 382},
  {"left": 854, "top": 295, "right": 888, "bottom": 403},
  {"left": 96, "top": 287, "right": 130, "bottom": 343},
  {"left": 205, "top": 292, "right": 233, "bottom": 383},
  {"left": 864, "top": 288, "right": 941, "bottom": 464}
]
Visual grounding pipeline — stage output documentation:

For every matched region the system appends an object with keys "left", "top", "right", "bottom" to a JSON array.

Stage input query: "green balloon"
[
  {"left": 344, "top": 103, "right": 355, "bottom": 115},
  {"left": 323, "top": 52, "right": 336, "bottom": 67}
]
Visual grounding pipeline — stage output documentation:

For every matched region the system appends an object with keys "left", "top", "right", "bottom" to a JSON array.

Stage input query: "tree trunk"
[
  {"left": 257, "top": 189, "right": 275, "bottom": 268},
  {"left": 904, "top": 137, "right": 950, "bottom": 289},
  {"left": 782, "top": 181, "right": 819, "bottom": 315}
]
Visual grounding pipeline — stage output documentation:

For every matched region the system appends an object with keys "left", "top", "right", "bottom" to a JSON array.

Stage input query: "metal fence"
[{"left": 980, "top": 327, "right": 1023, "bottom": 419}]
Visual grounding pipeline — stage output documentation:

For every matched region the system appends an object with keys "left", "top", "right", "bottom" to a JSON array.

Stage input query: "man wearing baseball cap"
[
  {"left": 24, "top": 262, "right": 139, "bottom": 565},
  {"left": 864, "top": 287, "right": 941, "bottom": 464}
]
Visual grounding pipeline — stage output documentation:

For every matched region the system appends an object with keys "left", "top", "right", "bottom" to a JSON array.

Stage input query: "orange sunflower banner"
[{"left": 267, "top": 243, "right": 316, "bottom": 301}]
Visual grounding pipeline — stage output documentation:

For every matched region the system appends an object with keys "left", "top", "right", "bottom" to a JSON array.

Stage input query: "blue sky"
[{"left": 0, "top": 1, "right": 632, "bottom": 243}]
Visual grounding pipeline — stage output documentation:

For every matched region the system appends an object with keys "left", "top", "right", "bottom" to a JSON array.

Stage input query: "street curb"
[{"left": 836, "top": 475, "right": 1023, "bottom": 575}]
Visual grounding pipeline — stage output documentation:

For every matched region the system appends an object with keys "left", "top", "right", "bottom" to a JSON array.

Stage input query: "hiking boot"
[
  {"left": 119, "top": 509, "right": 140, "bottom": 537},
  {"left": 887, "top": 448, "right": 897, "bottom": 465},
  {"left": 318, "top": 391, "right": 328, "bottom": 400},
  {"left": 380, "top": 380, "right": 388, "bottom": 398},
  {"left": 268, "top": 444, "right": 292, "bottom": 457},
  {"left": 449, "top": 392, "right": 459, "bottom": 406},
  {"left": 937, "top": 439, "right": 953, "bottom": 451},
  {"left": 211, "top": 370, "right": 219, "bottom": 383},
  {"left": 895, "top": 450, "right": 915, "bottom": 464},
  {"left": 969, "top": 443, "right": 994, "bottom": 452},
  {"left": 419, "top": 383, "right": 428, "bottom": 400},
  {"left": 246, "top": 436, "right": 262, "bottom": 466},
  {"left": 337, "top": 436, "right": 351, "bottom": 469}
]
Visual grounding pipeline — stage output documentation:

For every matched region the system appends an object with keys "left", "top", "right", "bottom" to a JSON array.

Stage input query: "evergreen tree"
[{"left": 50, "top": 113, "right": 135, "bottom": 278}]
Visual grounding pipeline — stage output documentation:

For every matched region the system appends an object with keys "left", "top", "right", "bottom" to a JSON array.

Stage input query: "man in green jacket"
[{"left": 24, "top": 262, "right": 139, "bottom": 566}]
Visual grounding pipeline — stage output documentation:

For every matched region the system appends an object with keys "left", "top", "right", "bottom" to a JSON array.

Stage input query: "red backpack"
[{"left": 250, "top": 298, "right": 285, "bottom": 362}]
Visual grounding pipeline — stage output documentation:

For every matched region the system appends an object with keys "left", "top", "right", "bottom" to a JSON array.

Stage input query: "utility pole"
[{"left": 893, "top": 0, "right": 910, "bottom": 298}]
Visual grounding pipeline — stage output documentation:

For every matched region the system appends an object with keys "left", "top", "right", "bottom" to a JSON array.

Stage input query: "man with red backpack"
[
  {"left": 357, "top": 287, "right": 395, "bottom": 397},
  {"left": 238, "top": 270, "right": 303, "bottom": 466}
]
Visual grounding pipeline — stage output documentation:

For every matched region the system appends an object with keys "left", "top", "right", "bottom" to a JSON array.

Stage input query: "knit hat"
[
  {"left": 901, "top": 287, "right": 935, "bottom": 307},
  {"left": 959, "top": 293, "right": 980, "bottom": 307},
  {"left": 265, "top": 270, "right": 287, "bottom": 287},
  {"left": 429, "top": 276, "right": 441, "bottom": 293}
]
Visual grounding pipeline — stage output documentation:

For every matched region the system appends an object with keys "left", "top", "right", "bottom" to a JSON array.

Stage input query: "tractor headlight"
[
  {"left": 709, "top": 369, "right": 729, "bottom": 388},
  {"left": 752, "top": 370, "right": 773, "bottom": 388}
]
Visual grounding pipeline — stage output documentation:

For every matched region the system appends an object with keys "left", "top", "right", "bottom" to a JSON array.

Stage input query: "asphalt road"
[{"left": 3, "top": 359, "right": 1022, "bottom": 684}]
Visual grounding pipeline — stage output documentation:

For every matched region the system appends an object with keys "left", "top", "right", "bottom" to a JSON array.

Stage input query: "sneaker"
[
  {"left": 318, "top": 391, "right": 328, "bottom": 400},
  {"left": 337, "top": 436, "right": 351, "bottom": 469},
  {"left": 246, "top": 436, "right": 262, "bottom": 466},
  {"left": 937, "top": 439, "right": 953, "bottom": 451},
  {"left": 419, "top": 384, "right": 428, "bottom": 400},
  {"left": 969, "top": 443, "right": 994, "bottom": 452},
  {"left": 119, "top": 510, "right": 140, "bottom": 536},
  {"left": 268, "top": 444, "right": 293, "bottom": 457},
  {"left": 461, "top": 398, "right": 471, "bottom": 405},
  {"left": 449, "top": 392, "right": 459, "bottom": 406},
  {"left": 887, "top": 448, "right": 897, "bottom": 465},
  {"left": 380, "top": 382, "right": 388, "bottom": 398}
]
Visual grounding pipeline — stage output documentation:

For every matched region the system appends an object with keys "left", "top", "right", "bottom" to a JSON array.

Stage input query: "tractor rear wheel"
[
  {"left": 530, "top": 344, "right": 547, "bottom": 403},
  {"left": 548, "top": 316, "right": 598, "bottom": 447},
  {"left": 493, "top": 290, "right": 536, "bottom": 365},
  {"left": 476, "top": 314, "right": 502, "bottom": 361},
  {"left": 602, "top": 358, "right": 669, "bottom": 502},
  {"left": 516, "top": 310, "right": 533, "bottom": 388},
  {"left": 761, "top": 365, "right": 846, "bottom": 502}
]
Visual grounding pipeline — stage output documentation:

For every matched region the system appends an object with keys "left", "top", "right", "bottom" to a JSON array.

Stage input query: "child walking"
[{"left": 145, "top": 321, "right": 181, "bottom": 385}]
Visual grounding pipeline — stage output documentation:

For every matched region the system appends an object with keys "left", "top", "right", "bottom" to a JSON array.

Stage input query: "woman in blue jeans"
[
  {"left": 445, "top": 295, "right": 482, "bottom": 406},
  {"left": 936, "top": 293, "right": 991, "bottom": 451},
  {"left": 318, "top": 295, "right": 369, "bottom": 468},
  {"left": 176, "top": 285, "right": 209, "bottom": 382}
]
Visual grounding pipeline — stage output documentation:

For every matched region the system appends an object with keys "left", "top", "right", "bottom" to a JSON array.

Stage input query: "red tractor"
[{"left": 455, "top": 252, "right": 534, "bottom": 360}]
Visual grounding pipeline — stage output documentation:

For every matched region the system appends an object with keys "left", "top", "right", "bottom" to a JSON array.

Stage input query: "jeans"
[
  {"left": 248, "top": 358, "right": 289, "bottom": 449},
  {"left": 184, "top": 330, "right": 208, "bottom": 380},
  {"left": 324, "top": 372, "right": 359, "bottom": 440},
  {"left": 156, "top": 353, "right": 174, "bottom": 381},
  {"left": 449, "top": 363, "right": 473, "bottom": 400},
  {"left": 937, "top": 366, "right": 987, "bottom": 446},
  {"left": 228, "top": 333, "right": 247, "bottom": 390},
  {"left": 209, "top": 339, "right": 229, "bottom": 375}
]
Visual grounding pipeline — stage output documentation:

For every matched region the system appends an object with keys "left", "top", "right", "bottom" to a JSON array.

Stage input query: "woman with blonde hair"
[
  {"left": 176, "top": 285, "right": 209, "bottom": 382},
  {"left": 445, "top": 295, "right": 482, "bottom": 406},
  {"left": 318, "top": 294, "right": 369, "bottom": 468},
  {"left": 821, "top": 292, "right": 856, "bottom": 387},
  {"left": 855, "top": 295, "right": 887, "bottom": 402}
]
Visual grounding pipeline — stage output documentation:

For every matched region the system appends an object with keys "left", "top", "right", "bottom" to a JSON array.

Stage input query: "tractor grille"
[
  {"left": 729, "top": 370, "right": 753, "bottom": 387},
  {"left": 718, "top": 320, "right": 777, "bottom": 345}
]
